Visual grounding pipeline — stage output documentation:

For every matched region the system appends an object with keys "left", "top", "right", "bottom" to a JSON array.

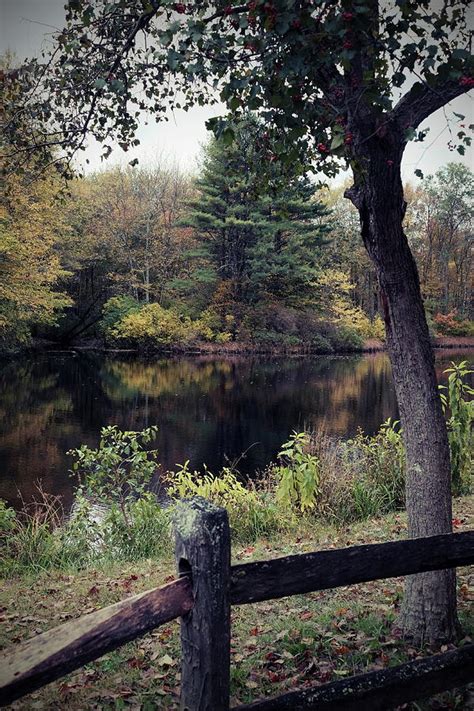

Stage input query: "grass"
[{"left": 1, "top": 495, "right": 473, "bottom": 710}]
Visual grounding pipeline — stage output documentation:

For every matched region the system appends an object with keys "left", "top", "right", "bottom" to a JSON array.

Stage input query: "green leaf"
[
  {"left": 221, "top": 127, "right": 235, "bottom": 145},
  {"left": 229, "top": 96, "right": 241, "bottom": 111},
  {"left": 452, "top": 48, "right": 470, "bottom": 60},
  {"left": 330, "top": 134, "right": 345, "bottom": 150}
]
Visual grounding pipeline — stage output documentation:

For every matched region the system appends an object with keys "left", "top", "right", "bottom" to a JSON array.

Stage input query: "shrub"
[
  {"left": 439, "top": 361, "right": 473, "bottom": 495},
  {"left": 193, "top": 308, "right": 232, "bottom": 343},
  {"left": 101, "top": 295, "right": 141, "bottom": 340},
  {"left": 167, "top": 462, "right": 288, "bottom": 543},
  {"left": 67, "top": 425, "right": 172, "bottom": 558},
  {"left": 297, "top": 420, "right": 405, "bottom": 524},
  {"left": 309, "top": 333, "right": 334, "bottom": 353},
  {"left": 328, "top": 325, "right": 364, "bottom": 352},
  {"left": 100, "top": 494, "right": 171, "bottom": 560},
  {"left": 275, "top": 431, "right": 321, "bottom": 512},
  {"left": 250, "top": 329, "right": 301, "bottom": 348},
  {"left": 68, "top": 425, "right": 160, "bottom": 518},
  {"left": 0, "top": 490, "right": 68, "bottom": 575},
  {"left": 110, "top": 303, "right": 191, "bottom": 347},
  {"left": 433, "top": 311, "right": 474, "bottom": 337},
  {"left": 108, "top": 302, "right": 231, "bottom": 348}
]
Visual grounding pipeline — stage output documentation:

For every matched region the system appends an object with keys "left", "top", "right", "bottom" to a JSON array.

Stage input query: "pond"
[{"left": 0, "top": 349, "right": 472, "bottom": 510}]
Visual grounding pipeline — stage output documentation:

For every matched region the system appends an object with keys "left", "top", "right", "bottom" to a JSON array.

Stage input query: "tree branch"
[{"left": 392, "top": 78, "right": 472, "bottom": 133}]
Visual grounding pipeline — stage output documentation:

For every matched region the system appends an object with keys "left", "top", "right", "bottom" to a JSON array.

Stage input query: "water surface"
[{"left": 0, "top": 350, "right": 471, "bottom": 510}]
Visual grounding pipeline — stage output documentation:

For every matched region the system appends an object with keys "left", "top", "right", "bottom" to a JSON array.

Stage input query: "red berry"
[
  {"left": 344, "top": 132, "right": 353, "bottom": 145},
  {"left": 174, "top": 2, "right": 186, "bottom": 13},
  {"left": 342, "top": 12, "right": 355, "bottom": 21},
  {"left": 343, "top": 39, "right": 353, "bottom": 49},
  {"left": 317, "top": 142, "right": 329, "bottom": 153},
  {"left": 459, "top": 76, "right": 474, "bottom": 87}
]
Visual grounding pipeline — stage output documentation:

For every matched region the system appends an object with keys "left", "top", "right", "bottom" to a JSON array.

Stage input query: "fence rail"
[
  {"left": 230, "top": 530, "right": 474, "bottom": 604},
  {"left": 0, "top": 577, "right": 193, "bottom": 705},
  {"left": 234, "top": 644, "right": 474, "bottom": 711},
  {"left": 1, "top": 497, "right": 473, "bottom": 710}
]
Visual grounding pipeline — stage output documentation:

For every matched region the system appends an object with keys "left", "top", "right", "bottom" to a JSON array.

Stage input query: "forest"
[{"left": 1, "top": 111, "right": 473, "bottom": 355}]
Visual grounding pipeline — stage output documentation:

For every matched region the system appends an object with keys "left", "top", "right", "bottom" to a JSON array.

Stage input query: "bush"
[
  {"left": 101, "top": 295, "right": 141, "bottom": 340},
  {"left": 110, "top": 303, "right": 190, "bottom": 347},
  {"left": 296, "top": 420, "right": 405, "bottom": 524},
  {"left": 327, "top": 325, "right": 364, "bottom": 352},
  {"left": 250, "top": 329, "right": 301, "bottom": 348},
  {"left": 68, "top": 425, "right": 160, "bottom": 511},
  {"left": 100, "top": 495, "right": 171, "bottom": 560},
  {"left": 0, "top": 490, "right": 68, "bottom": 575},
  {"left": 440, "top": 361, "right": 473, "bottom": 495},
  {"left": 193, "top": 308, "right": 232, "bottom": 343},
  {"left": 433, "top": 311, "right": 474, "bottom": 337},
  {"left": 308, "top": 333, "right": 334, "bottom": 353},
  {"left": 275, "top": 432, "right": 320, "bottom": 512},
  {"left": 343, "top": 419, "right": 406, "bottom": 513},
  {"left": 67, "top": 425, "right": 171, "bottom": 560},
  {"left": 167, "top": 462, "right": 290, "bottom": 543},
  {"left": 107, "top": 301, "right": 231, "bottom": 349}
]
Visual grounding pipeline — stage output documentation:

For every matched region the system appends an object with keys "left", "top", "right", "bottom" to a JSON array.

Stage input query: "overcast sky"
[{"left": 2, "top": 0, "right": 473, "bottom": 180}]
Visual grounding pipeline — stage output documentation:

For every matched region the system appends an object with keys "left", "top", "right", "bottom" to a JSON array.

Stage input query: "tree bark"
[{"left": 346, "top": 149, "right": 458, "bottom": 644}]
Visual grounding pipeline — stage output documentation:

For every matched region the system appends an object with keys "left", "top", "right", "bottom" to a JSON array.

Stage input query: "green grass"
[{"left": 1, "top": 496, "right": 473, "bottom": 710}]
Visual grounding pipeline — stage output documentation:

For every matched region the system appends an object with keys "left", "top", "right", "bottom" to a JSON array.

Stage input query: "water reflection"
[{"left": 0, "top": 350, "right": 471, "bottom": 509}]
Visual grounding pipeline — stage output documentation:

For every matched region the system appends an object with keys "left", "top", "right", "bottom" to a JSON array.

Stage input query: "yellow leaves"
[
  {"left": 1, "top": 168, "right": 72, "bottom": 338},
  {"left": 317, "top": 268, "right": 354, "bottom": 293},
  {"left": 314, "top": 269, "right": 385, "bottom": 340}
]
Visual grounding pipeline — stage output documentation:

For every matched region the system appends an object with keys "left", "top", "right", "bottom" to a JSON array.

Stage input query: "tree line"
[{"left": 1, "top": 118, "right": 472, "bottom": 354}]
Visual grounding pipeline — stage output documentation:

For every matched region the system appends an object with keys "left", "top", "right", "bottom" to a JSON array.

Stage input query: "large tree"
[
  {"left": 3, "top": 0, "right": 473, "bottom": 642},
  {"left": 183, "top": 117, "right": 330, "bottom": 326}
]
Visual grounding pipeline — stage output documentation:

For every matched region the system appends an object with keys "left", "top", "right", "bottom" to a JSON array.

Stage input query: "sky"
[{"left": 1, "top": 0, "right": 473, "bottom": 180}]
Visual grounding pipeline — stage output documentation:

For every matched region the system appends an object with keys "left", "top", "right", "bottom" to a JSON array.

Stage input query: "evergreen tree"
[
  {"left": 248, "top": 177, "right": 331, "bottom": 306},
  {"left": 182, "top": 117, "right": 330, "bottom": 328}
]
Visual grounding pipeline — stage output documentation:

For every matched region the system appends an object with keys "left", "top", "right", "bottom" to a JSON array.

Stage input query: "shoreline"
[
  {"left": 32, "top": 336, "right": 474, "bottom": 357},
  {"left": 1, "top": 336, "right": 473, "bottom": 361}
]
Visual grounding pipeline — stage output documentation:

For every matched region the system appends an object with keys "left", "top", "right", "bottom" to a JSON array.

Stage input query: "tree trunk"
[{"left": 347, "top": 153, "right": 458, "bottom": 644}]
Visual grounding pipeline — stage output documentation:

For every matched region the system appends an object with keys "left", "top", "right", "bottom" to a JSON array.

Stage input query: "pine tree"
[
  {"left": 182, "top": 117, "right": 330, "bottom": 329},
  {"left": 248, "top": 177, "right": 331, "bottom": 306}
]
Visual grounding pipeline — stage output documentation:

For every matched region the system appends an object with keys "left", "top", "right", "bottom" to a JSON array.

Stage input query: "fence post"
[{"left": 174, "top": 497, "right": 231, "bottom": 711}]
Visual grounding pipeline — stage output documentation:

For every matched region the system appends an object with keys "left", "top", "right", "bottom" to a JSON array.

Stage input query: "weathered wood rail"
[{"left": 1, "top": 497, "right": 473, "bottom": 709}]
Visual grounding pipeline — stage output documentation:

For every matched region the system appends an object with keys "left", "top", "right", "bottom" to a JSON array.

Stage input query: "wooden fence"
[{"left": 1, "top": 497, "right": 473, "bottom": 709}]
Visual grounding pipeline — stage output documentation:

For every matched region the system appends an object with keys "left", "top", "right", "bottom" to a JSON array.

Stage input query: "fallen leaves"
[
  {"left": 156, "top": 654, "right": 176, "bottom": 667},
  {"left": 1, "top": 498, "right": 473, "bottom": 709}
]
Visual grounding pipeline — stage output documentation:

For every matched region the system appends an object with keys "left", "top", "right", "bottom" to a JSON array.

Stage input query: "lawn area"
[{"left": 1, "top": 496, "right": 473, "bottom": 710}]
